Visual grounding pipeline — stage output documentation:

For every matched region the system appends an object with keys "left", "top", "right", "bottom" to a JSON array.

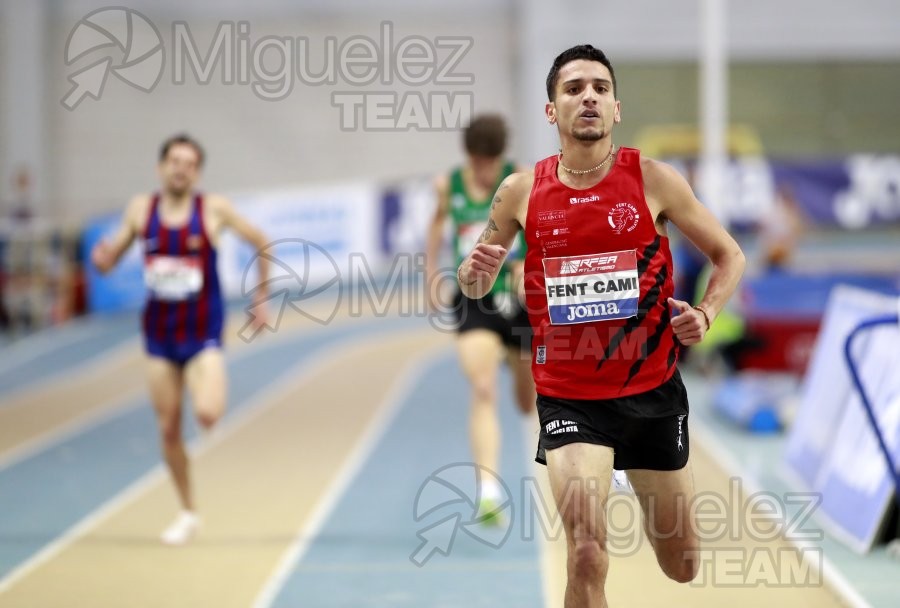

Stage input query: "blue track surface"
[
  {"left": 0, "top": 317, "right": 418, "bottom": 579},
  {"left": 270, "top": 353, "right": 544, "bottom": 607},
  {"left": 0, "top": 314, "right": 136, "bottom": 397}
]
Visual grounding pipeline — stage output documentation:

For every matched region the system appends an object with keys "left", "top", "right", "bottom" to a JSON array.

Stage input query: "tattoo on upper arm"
[
  {"left": 491, "top": 180, "right": 511, "bottom": 211},
  {"left": 491, "top": 193, "right": 502, "bottom": 210},
  {"left": 478, "top": 218, "right": 499, "bottom": 243}
]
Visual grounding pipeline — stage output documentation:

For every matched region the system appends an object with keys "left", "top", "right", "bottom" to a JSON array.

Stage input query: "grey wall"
[
  {"left": 515, "top": 0, "right": 900, "bottom": 162},
  {"left": 4, "top": 0, "right": 900, "bottom": 221},
  {"left": 44, "top": 6, "right": 515, "bottom": 221},
  {"left": 1, "top": 1, "right": 50, "bottom": 215},
  {"left": 607, "top": 62, "right": 900, "bottom": 156}
]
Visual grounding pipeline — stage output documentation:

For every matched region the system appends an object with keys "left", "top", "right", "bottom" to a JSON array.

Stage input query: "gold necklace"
[{"left": 558, "top": 145, "right": 616, "bottom": 175}]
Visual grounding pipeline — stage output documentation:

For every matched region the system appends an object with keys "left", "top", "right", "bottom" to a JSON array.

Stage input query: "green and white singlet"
[{"left": 448, "top": 161, "right": 525, "bottom": 297}]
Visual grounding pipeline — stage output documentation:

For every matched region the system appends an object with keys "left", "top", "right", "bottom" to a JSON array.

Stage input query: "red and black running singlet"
[
  {"left": 523, "top": 147, "right": 678, "bottom": 400},
  {"left": 142, "top": 193, "right": 224, "bottom": 344}
]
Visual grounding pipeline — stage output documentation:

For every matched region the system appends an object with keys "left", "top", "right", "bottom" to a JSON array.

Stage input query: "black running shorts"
[
  {"left": 535, "top": 369, "right": 690, "bottom": 471},
  {"left": 452, "top": 290, "right": 532, "bottom": 352}
]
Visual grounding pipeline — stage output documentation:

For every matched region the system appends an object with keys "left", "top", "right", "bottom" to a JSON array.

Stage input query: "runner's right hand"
[
  {"left": 91, "top": 241, "right": 115, "bottom": 274},
  {"left": 462, "top": 243, "right": 508, "bottom": 284}
]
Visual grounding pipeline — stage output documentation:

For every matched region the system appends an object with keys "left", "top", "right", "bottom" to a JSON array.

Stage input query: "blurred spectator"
[
  {"left": 0, "top": 167, "right": 79, "bottom": 334},
  {"left": 758, "top": 185, "right": 807, "bottom": 271},
  {"left": 1, "top": 167, "right": 38, "bottom": 332},
  {"left": 9, "top": 168, "right": 34, "bottom": 224}
]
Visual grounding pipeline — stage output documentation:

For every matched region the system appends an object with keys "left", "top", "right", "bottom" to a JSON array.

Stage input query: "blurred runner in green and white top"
[{"left": 426, "top": 115, "right": 536, "bottom": 522}]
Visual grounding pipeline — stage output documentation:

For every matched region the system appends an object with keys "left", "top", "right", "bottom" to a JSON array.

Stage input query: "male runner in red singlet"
[
  {"left": 457, "top": 46, "right": 745, "bottom": 606},
  {"left": 92, "top": 135, "right": 270, "bottom": 545}
]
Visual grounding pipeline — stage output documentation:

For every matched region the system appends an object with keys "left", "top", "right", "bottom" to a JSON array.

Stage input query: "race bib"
[
  {"left": 542, "top": 249, "right": 639, "bottom": 325},
  {"left": 145, "top": 255, "right": 203, "bottom": 301}
]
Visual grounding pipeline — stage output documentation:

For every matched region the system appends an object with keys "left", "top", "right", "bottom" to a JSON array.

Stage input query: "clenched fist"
[
  {"left": 458, "top": 243, "right": 508, "bottom": 287},
  {"left": 91, "top": 241, "right": 116, "bottom": 274},
  {"left": 668, "top": 297, "right": 709, "bottom": 346}
]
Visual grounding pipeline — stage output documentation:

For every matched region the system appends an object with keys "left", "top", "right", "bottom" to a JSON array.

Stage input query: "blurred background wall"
[
  {"left": 1, "top": 0, "right": 899, "bottom": 221},
  {"left": 0, "top": 0, "right": 898, "bottom": 334}
]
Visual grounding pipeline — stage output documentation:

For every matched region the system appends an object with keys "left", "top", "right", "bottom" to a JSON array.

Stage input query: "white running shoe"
[
  {"left": 611, "top": 469, "right": 633, "bottom": 494},
  {"left": 160, "top": 511, "right": 200, "bottom": 546}
]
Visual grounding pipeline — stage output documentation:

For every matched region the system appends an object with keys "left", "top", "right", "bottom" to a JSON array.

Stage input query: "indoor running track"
[{"left": 0, "top": 305, "right": 848, "bottom": 607}]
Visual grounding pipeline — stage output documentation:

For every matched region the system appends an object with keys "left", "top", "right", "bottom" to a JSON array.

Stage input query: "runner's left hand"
[{"left": 668, "top": 297, "right": 707, "bottom": 345}]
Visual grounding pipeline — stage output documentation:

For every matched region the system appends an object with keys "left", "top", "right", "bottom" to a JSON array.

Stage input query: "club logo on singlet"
[
  {"left": 542, "top": 249, "right": 640, "bottom": 325},
  {"left": 608, "top": 202, "right": 640, "bottom": 234}
]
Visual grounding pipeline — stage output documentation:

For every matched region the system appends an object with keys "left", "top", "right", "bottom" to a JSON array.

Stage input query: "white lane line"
[
  {"left": 0, "top": 331, "right": 439, "bottom": 595},
  {"left": 0, "top": 312, "right": 305, "bottom": 404},
  {"left": 0, "top": 337, "right": 140, "bottom": 406},
  {"left": 0, "top": 390, "right": 143, "bottom": 472},
  {"left": 251, "top": 344, "right": 452, "bottom": 608},
  {"left": 0, "top": 319, "right": 354, "bottom": 468},
  {"left": 690, "top": 417, "right": 873, "bottom": 608},
  {"left": 0, "top": 318, "right": 113, "bottom": 373}
]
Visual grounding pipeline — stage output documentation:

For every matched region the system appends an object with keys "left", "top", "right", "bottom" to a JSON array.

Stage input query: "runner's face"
[
  {"left": 158, "top": 144, "right": 201, "bottom": 197},
  {"left": 546, "top": 60, "right": 620, "bottom": 143}
]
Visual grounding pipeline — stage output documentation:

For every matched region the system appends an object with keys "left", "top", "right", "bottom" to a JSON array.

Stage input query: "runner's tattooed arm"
[{"left": 458, "top": 171, "right": 533, "bottom": 298}]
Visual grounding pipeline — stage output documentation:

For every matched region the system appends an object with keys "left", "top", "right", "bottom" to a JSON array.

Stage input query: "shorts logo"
[
  {"left": 676, "top": 414, "right": 686, "bottom": 451},
  {"left": 545, "top": 419, "right": 579, "bottom": 434},
  {"left": 536, "top": 345, "right": 546, "bottom": 364},
  {"left": 608, "top": 202, "right": 640, "bottom": 234}
]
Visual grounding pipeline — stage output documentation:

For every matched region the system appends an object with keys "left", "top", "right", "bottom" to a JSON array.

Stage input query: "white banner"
[
  {"left": 783, "top": 285, "right": 900, "bottom": 552},
  {"left": 217, "top": 182, "right": 382, "bottom": 298}
]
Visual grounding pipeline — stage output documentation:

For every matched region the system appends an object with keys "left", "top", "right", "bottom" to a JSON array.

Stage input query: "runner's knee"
[
  {"left": 195, "top": 403, "right": 223, "bottom": 430},
  {"left": 571, "top": 531, "right": 609, "bottom": 580},
  {"left": 470, "top": 376, "right": 496, "bottom": 405},
  {"left": 157, "top": 409, "right": 181, "bottom": 444}
]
